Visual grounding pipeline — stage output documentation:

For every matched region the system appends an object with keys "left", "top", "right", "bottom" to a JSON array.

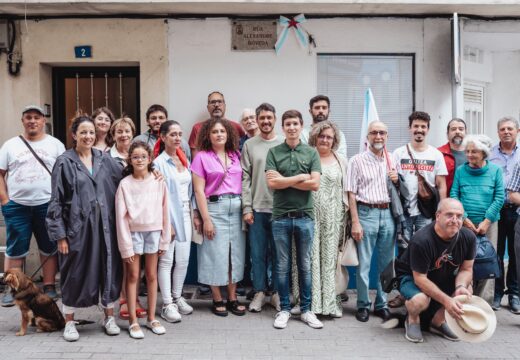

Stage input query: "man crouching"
[{"left": 395, "top": 198, "right": 476, "bottom": 343}]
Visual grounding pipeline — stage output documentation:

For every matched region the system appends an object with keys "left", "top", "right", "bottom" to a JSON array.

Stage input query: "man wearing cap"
[
  {"left": 395, "top": 198, "right": 477, "bottom": 343},
  {"left": 0, "top": 105, "right": 65, "bottom": 306}
]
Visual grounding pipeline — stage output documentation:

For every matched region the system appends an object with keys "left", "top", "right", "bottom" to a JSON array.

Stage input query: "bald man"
[{"left": 395, "top": 198, "right": 477, "bottom": 343}]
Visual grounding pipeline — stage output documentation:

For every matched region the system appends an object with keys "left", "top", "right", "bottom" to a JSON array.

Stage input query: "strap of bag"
[
  {"left": 18, "top": 135, "right": 52, "bottom": 176},
  {"left": 445, "top": 230, "right": 461, "bottom": 255},
  {"left": 406, "top": 144, "right": 421, "bottom": 177}
]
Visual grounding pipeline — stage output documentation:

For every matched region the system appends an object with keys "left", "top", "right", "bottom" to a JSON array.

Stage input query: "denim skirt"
[{"left": 197, "top": 196, "right": 245, "bottom": 286}]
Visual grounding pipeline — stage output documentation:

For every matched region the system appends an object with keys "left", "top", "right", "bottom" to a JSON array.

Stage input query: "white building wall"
[{"left": 168, "top": 17, "right": 454, "bottom": 150}]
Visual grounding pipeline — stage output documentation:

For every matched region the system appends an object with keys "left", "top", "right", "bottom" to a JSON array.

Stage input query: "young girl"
[{"left": 115, "top": 141, "right": 171, "bottom": 339}]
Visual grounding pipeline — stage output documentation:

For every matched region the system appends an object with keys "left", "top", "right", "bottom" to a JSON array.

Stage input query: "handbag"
[
  {"left": 335, "top": 259, "right": 349, "bottom": 295},
  {"left": 473, "top": 235, "right": 501, "bottom": 281},
  {"left": 406, "top": 144, "right": 439, "bottom": 219},
  {"left": 380, "top": 257, "right": 399, "bottom": 293},
  {"left": 338, "top": 218, "right": 359, "bottom": 266}
]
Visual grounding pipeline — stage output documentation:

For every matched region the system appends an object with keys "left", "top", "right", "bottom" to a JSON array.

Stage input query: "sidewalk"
[{"left": 0, "top": 289, "right": 519, "bottom": 360}]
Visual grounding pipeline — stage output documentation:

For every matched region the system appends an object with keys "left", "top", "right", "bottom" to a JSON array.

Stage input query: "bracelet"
[{"left": 455, "top": 284, "right": 467, "bottom": 290}]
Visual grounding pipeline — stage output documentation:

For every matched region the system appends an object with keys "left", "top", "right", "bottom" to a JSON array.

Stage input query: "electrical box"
[{"left": 0, "top": 20, "right": 8, "bottom": 50}]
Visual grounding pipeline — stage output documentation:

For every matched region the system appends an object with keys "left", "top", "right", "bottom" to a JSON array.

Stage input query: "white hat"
[
  {"left": 445, "top": 295, "right": 496, "bottom": 343},
  {"left": 22, "top": 105, "right": 45, "bottom": 116}
]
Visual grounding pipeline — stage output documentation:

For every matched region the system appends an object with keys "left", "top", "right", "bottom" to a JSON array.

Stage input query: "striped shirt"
[{"left": 346, "top": 150, "right": 392, "bottom": 204}]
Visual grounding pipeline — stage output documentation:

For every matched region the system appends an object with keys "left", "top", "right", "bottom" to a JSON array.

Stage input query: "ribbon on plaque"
[{"left": 274, "top": 14, "right": 309, "bottom": 54}]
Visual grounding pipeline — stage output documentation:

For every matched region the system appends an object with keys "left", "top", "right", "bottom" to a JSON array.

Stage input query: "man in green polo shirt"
[{"left": 265, "top": 109, "right": 322, "bottom": 330}]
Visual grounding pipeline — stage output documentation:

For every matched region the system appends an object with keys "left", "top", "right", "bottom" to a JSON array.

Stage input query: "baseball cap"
[{"left": 22, "top": 105, "right": 45, "bottom": 116}]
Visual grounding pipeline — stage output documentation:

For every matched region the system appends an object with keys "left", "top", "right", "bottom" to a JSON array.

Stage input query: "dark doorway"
[{"left": 52, "top": 66, "right": 140, "bottom": 148}]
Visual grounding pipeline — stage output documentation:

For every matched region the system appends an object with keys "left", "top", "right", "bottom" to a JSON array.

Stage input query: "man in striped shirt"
[{"left": 346, "top": 121, "right": 398, "bottom": 323}]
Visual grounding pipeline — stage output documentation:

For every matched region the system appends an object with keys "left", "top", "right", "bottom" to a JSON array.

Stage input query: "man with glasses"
[
  {"left": 395, "top": 198, "right": 476, "bottom": 343},
  {"left": 300, "top": 95, "right": 347, "bottom": 157},
  {"left": 346, "top": 121, "right": 398, "bottom": 323},
  {"left": 188, "top": 91, "right": 245, "bottom": 158}
]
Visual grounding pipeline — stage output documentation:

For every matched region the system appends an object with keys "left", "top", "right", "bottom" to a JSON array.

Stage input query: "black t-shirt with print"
[{"left": 396, "top": 222, "right": 476, "bottom": 293}]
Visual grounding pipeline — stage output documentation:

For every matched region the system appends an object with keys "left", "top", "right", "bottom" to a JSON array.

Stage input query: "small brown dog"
[{"left": 3, "top": 268, "right": 65, "bottom": 336}]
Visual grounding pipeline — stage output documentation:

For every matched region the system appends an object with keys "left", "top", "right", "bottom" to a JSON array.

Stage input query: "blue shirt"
[
  {"left": 153, "top": 151, "right": 194, "bottom": 242},
  {"left": 489, "top": 143, "right": 520, "bottom": 204}
]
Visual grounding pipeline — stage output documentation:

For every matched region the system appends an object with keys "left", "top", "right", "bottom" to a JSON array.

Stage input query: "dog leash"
[{"left": 28, "top": 249, "right": 58, "bottom": 281}]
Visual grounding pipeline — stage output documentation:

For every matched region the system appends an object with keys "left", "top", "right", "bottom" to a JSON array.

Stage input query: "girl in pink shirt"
[{"left": 115, "top": 141, "right": 171, "bottom": 339}]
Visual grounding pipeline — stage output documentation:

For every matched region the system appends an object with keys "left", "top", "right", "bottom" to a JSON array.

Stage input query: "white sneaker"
[
  {"left": 63, "top": 321, "right": 79, "bottom": 342},
  {"left": 103, "top": 316, "right": 121, "bottom": 336},
  {"left": 249, "top": 291, "right": 266, "bottom": 312},
  {"left": 301, "top": 311, "right": 324, "bottom": 329},
  {"left": 270, "top": 293, "right": 281, "bottom": 312},
  {"left": 174, "top": 297, "right": 193, "bottom": 315},
  {"left": 290, "top": 304, "right": 301, "bottom": 316},
  {"left": 161, "top": 303, "right": 182, "bottom": 323},
  {"left": 273, "top": 311, "right": 291, "bottom": 329}
]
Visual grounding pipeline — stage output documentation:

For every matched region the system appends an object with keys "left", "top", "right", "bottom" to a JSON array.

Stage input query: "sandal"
[
  {"left": 119, "top": 299, "right": 129, "bottom": 320},
  {"left": 136, "top": 301, "right": 147, "bottom": 318},
  {"left": 226, "top": 300, "right": 246, "bottom": 316},
  {"left": 146, "top": 319, "right": 166, "bottom": 335},
  {"left": 212, "top": 300, "right": 228, "bottom": 317}
]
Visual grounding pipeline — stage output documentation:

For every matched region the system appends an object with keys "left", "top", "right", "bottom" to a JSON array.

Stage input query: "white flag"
[{"left": 359, "top": 88, "right": 380, "bottom": 154}]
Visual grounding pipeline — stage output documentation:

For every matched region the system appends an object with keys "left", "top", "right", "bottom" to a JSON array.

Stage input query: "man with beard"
[
  {"left": 489, "top": 117, "right": 520, "bottom": 312},
  {"left": 300, "top": 95, "right": 347, "bottom": 157},
  {"left": 188, "top": 91, "right": 245, "bottom": 159},
  {"left": 0, "top": 105, "right": 65, "bottom": 306},
  {"left": 347, "top": 121, "right": 398, "bottom": 323},
  {"left": 133, "top": 104, "right": 190, "bottom": 158},
  {"left": 241, "top": 103, "right": 283, "bottom": 313},
  {"left": 393, "top": 111, "right": 447, "bottom": 243},
  {"left": 438, "top": 118, "right": 467, "bottom": 194}
]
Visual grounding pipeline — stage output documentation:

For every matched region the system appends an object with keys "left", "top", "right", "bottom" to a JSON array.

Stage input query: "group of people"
[{"left": 0, "top": 91, "right": 519, "bottom": 344}]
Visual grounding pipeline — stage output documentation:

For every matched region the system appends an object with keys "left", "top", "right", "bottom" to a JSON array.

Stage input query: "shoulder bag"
[
  {"left": 405, "top": 144, "right": 439, "bottom": 219},
  {"left": 18, "top": 135, "right": 52, "bottom": 175}
]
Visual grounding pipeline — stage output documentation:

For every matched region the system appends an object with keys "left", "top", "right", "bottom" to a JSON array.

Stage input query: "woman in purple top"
[{"left": 191, "top": 118, "right": 246, "bottom": 317}]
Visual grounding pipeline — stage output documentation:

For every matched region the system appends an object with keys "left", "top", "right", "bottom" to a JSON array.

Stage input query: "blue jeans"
[
  {"left": 356, "top": 205, "right": 395, "bottom": 310},
  {"left": 272, "top": 216, "right": 314, "bottom": 312},
  {"left": 1, "top": 200, "right": 56, "bottom": 258},
  {"left": 249, "top": 211, "right": 276, "bottom": 292},
  {"left": 403, "top": 214, "right": 431, "bottom": 244}
]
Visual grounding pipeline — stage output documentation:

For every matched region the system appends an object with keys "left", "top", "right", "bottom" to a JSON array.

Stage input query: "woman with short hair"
[{"left": 450, "top": 134, "right": 504, "bottom": 302}]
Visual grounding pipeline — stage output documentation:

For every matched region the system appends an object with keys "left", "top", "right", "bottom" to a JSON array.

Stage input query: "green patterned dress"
[{"left": 311, "top": 160, "right": 346, "bottom": 316}]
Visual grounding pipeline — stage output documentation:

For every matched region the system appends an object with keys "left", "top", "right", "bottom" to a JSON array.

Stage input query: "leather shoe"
[
  {"left": 355, "top": 308, "right": 369, "bottom": 322},
  {"left": 374, "top": 308, "right": 392, "bottom": 321}
]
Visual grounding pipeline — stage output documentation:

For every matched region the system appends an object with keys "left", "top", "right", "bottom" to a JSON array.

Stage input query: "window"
[{"left": 317, "top": 54, "right": 414, "bottom": 155}]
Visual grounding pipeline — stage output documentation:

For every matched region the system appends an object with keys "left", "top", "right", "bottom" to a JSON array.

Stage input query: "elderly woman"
[
  {"left": 46, "top": 115, "right": 123, "bottom": 341},
  {"left": 450, "top": 134, "right": 504, "bottom": 302},
  {"left": 110, "top": 116, "right": 136, "bottom": 168},
  {"left": 93, "top": 107, "right": 116, "bottom": 152},
  {"left": 305, "top": 121, "right": 348, "bottom": 317},
  {"left": 191, "top": 118, "right": 246, "bottom": 317}
]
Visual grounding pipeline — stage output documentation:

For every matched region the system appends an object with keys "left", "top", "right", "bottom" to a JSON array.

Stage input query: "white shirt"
[
  {"left": 0, "top": 135, "right": 65, "bottom": 206},
  {"left": 393, "top": 144, "right": 448, "bottom": 216}
]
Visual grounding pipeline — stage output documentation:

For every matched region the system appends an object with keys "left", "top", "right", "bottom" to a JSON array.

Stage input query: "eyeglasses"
[
  {"left": 131, "top": 155, "right": 149, "bottom": 162},
  {"left": 318, "top": 134, "right": 334, "bottom": 141},
  {"left": 209, "top": 99, "right": 224, "bottom": 106},
  {"left": 368, "top": 130, "right": 388, "bottom": 136}
]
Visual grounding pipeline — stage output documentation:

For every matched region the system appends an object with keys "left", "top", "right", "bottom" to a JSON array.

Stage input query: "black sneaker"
[{"left": 509, "top": 295, "right": 520, "bottom": 314}]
